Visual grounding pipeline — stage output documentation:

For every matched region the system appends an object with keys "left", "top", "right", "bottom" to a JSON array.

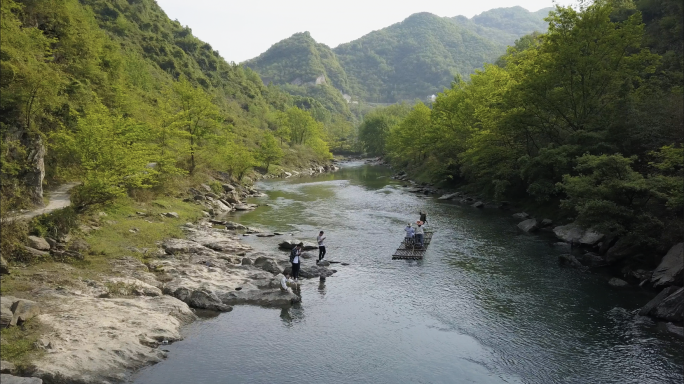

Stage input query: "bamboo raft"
[{"left": 392, "top": 232, "right": 433, "bottom": 260}]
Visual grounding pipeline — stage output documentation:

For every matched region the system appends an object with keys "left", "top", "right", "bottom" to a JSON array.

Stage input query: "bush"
[
  {"left": 0, "top": 219, "right": 28, "bottom": 263},
  {"left": 29, "top": 207, "right": 78, "bottom": 240}
]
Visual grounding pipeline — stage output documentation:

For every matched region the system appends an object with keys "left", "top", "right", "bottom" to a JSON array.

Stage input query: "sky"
[{"left": 155, "top": 0, "right": 565, "bottom": 63}]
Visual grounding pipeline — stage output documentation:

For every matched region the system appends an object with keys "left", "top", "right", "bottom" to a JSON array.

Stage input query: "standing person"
[
  {"left": 290, "top": 243, "right": 303, "bottom": 281},
  {"left": 317, "top": 231, "right": 327, "bottom": 262},
  {"left": 415, "top": 221, "right": 425, "bottom": 248},
  {"left": 404, "top": 223, "right": 415, "bottom": 245},
  {"left": 419, "top": 211, "right": 428, "bottom": 226}
]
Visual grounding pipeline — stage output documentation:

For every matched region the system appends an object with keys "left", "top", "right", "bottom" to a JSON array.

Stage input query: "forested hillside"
[
  {"left": 0, "top": 0, "right": 351, "bottom": 220},
  {"left": 358, "top": 1, "right": 683, "bottom": 266}
]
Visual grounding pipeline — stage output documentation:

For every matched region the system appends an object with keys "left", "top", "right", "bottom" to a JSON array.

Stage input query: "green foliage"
[
  {"left": 29, "top": 207, "right": 78, "bottom": 239},
  {"left": 257, "top": 133, "right": 283, "bottom": 172},
  {"left": 357, "top": 104, "right": 411, "bottom": 155}
]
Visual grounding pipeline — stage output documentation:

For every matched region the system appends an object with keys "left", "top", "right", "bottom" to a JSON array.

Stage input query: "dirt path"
[{"left": 11, "top": 182, "right": 79, "bottom": 221}]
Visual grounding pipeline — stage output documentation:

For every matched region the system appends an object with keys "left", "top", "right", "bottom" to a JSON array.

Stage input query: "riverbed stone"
[
  {"left": 27, "top": 236, "right": 50, "bottom": 251},
  {"left": 517, "top": 219, "right": 539, "bottom": 233},
  {"left": 472, "top": 201, "right": 484, "bottom": 208},
  {"left": 278, "top": 240, "right": 317, "bottom": 251},
  {"left": 541, "top": 219, "right": 553, "bottom": 227},
  {"left": 579, "top": 230, "right": 604, "bottom": 246},
  {"left": 0, "top": 361, "right": 16, "bottom": 374},
  {"left": 1, "top": 296, "right": 18, "bottom": 327},
  {"left": 260, "top": 259, "right": 283, "bottom": 275},
  {"left": 438, "top": 193, "right": 458, "bottom": 200},
  {"left": 608, "top": 278, "right": 628, "bottom": 287},
  {"left": 639, "top": 286, "right": 678, "bottom": 316},
  {"left": 512, "top": 212, "right": 529, "bottom": 219},
  {"left": 225, "top": 221, "right": 247, "bottom": 230},
  {"left": 10, "top": 299, "right": 41, "bottom": 326},
  {"left": 558, "top": 254, "right": 586, "bottom": 270},
  {"left": 605, "top": 237, "right": 639, "bottom": 264},
  {"left": 0, "top": 375, "right": 42, "bottom": 384},
  {"left": 651, "top": 243, "right": 683, "bottom": 288},
  {"left": 553, "top": 224, "right": 584, "bottom": 243},
  {"left": 650, "top": 287, "right": 684, "bottom": 322},
  {"left": 164, "top": 212, "right": 180, "bottom": 218}
]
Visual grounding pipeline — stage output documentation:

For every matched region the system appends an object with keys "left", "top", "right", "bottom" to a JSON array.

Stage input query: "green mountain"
[
  {"left": 246, "top": 7, "right": 552, "bottom": 104},
  {"left": 244, "top": 32, "right": 352, "bottom": 118}
]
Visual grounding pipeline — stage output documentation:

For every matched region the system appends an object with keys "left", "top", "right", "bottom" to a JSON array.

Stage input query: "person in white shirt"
[
  {"left": 404, "top": 223, "right": 415, "bottom": 245},
  {"left": 415, "top": 221, "right": 425, "bottom": 248},
  {"left": 280, "top": 272, "right": 291, "bottom": 291},
  {"left": 317, "top": 231, "right": 327, "bottom": 262}
]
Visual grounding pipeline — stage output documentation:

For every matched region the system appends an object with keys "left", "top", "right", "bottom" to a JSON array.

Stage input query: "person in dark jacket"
[{"left": 290, "top": 243, "right": 303, "bottom": 281}]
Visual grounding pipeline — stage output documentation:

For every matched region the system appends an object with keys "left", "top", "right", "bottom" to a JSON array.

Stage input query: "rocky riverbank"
[
  {"left": 0, "top": 167, "right": 341, "bottom": 383},
  {"left": 390, "top": 169, "right": 684, "bottom": 332}
]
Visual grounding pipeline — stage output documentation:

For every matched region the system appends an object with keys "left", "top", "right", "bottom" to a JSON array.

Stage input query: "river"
[{"left": 132, "top": 161, "right": 683, "bottom": 384}]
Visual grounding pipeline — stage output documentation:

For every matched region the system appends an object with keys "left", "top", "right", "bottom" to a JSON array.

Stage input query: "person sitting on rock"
[{"left": 281, "top": 272, "right": 292, "bottom": 292}]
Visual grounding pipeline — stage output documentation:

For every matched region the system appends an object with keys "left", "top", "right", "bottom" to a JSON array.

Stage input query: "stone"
[
  {"left": 579, "top": 230, "right": 604, "bottom": 246},
  {"left": 317, "top": 260, "right": 331, "bottom": 267},
  {"left": 553, "top": 242, "right": 571, "bottom": 251},
  {"left": 222, "top": 183, "right": 235, "bottom": 192},
  {"left": 234, "top": 204, "right": 255, "bottom": 211},
  {"left": 260, "top": 259, "right": 283, "bottom": 275},
  {"left": 1, "top": 296, "right": 18, "bottom": 327},
  {"left": 540, "top": 219, "right": 553, "bottom": 227},
  {"left": 517, "top": 219, "right": 539, "bottom": 233},
  {"left": 200, "top": 183, "right": 212, "bottom": 192},
  {"left": 241, "top": 257, "right": 252, "bottom": 266},
  {"left": 471, "top": 201, "right": 484, "bottom": 209},
  {"left": 173, "top": 288, "right": 232, "bottom": 312},
  {"left": 164, "top": 212, "right": 180, "bottom": 218},
  {"left": 68, "top": 238, "right": 90, "bottom": 252},
  {"left": 605, "top": 237, "right": 639, "bottom": 264},
  {"left": 205, "top": 192, "right": 218, "bottom": 199},
  {"left": 650, "top": 287, "right": 684, "bottom": 322},
  {"left": 225, "top": 222, "right": 247, "bottom": 230},
  {"left": 278, "top": 240, "right": 317, "bottom": 251},
  {"left": 580, "top": 252, "right": 605, "bottom": 267},
  {"left": 45, "top": 238, "right": 58, "bottom": 249},
  {"left": 558, "top": 254, "right": 586, "bottom": 270},
  {"left": 27, "top": 236, "right": 50, "bottom": 251},
  {"left": 438, "top": 193, "right": 458, "bottom": 200},
  {"left": 639, "top": 286, "right": 678, "bottom": 316},
  {"left": 665, "top": 323, "right": 684, "bottom": 338},
  {"left": 21, "top": 246, "right": 49, "bottom": 258},
  {"left": 162, "top": 239, "right": 210, "bottom": 255},
  {"left": 0, "top": 375, "right": 43, "bottom": 384},
  {"left": 300, "top": 252, "right": 313, "bottom": 259},
  {"left": 193, "top": 195, "right": 205, "bottom": 201},
  {"left": 553, "top": 224, "right": 584, "bottom": 243},
  {"left": 0, "top": 360, "right": 16, "bottom": 374},
  {"left": 10, "top": 299, "right": 41, "bottom": 326},
  {"left": 0, "top": 256, "right": 9, "bottom": 275},
  {"left": 651, "top": 243, "right": 684, "bottom": 288},
  {"left": 512, "top": 212, "right": 529, "bottom": 219},
  {"left": 256, "top": 233, "right": 276, "bottom": 237},
  {"left": 608, "top": 278, "right": 628, "bottom": 287}
]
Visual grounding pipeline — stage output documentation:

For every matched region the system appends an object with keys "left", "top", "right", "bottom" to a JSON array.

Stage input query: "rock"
[
  {"left": 540, "top": 219, "right": 553, "bottom": 227},
  {"left": 27, "top": 236, "right": 50, "bottom": 251},
  {"left": 316, "top": 260, "right": 331, "bottom": 267},
  {"left": 172, "top": 288, "right": 232, "bottom": 312},
  {"left": 608, "top": 278, "right": 628, "bottom": 287},
  {"left": 650, "top": 287, "right": 684, "bottom": 322},
  {"left": 256, "top": 233, "right": 276, "bottom": 237},
  {"left": 1, "top": 296, "right": 18, "bottom": 327},
  {"left": 0, "top": 360, "right": 16, "bottom": 374},
  {"left": 665, "top": 323, "right": 684, "bottom": 338},
  {"left": 639, "top": 286, "right": 678, "bottom": 316},
  {"left": 512, "top": 212, "right": 529, "bottom": 219},
  {"left": 260, "top": 259, "right": 283, "bottom": 275},
  {"left": 651, "top": 243, "right": 684, "bottom": 288},
  {"left": 222, "top": 183, "right": 235, "bottom": 192},
  {"left": 225, "top": 222, "right": 247, "bottom": 230},
  {"left": 193, "top": 195, "right": 205, "bottom": 201},
  {"left": 341, "top": 263, "right": 349, "bottom": 266},
  {"left": 164, "top": 212, "right": 180, "bottom": 218},
  {"left": 241, "top": 257, "right": 252, "bottom": 266},
  {"left": 0, "top": 256, "right": 9, "bottom": 275},
  {"left": 278, "top": 240, "right": 317, "bottom": 251},
  {"left": 21, "top": 246, "right": 49, "bottom": 258},
  {"left": 200, "top": 183, "right": 212, "bottom": 192},
  {"left": 0, "top": 375, "right": 43, "bottom": 384},
  {"left": 10, "top": 299, "right": 41, "bottom": 326},
  {"left": 202, "top": 211, "right": 211, "bottom": 218},
  {"left": 234, "top": 204, "right": 255, "bottom": 211},
  {"left": 605, "top": 237, "right": 639, "bottom": 264},
  {"left": 162, "top": 239, "right": 211, "bottom": 255},
  {"left": 580, "top": 252, "right": 605, "bottom": 267},
  {"left": 438, "top": 193, "right": 458, "bottom": 200},
  {"left": 283, "top": 265, "right": 336, "bottom": 279},
  {"left": 599, "top": 235, "right": 618, "bottom": 255},
  {"left": 45, "top": 238, "right": 58, "bottom": 249},
  {"left": 205, "top": 192, "right": 218, "bottom": 199},
  {"left": 517, "top": 219, "right": 539, "bottom": 233},
  {"left": 558, "top": 254, "right": 586, "bottom": 270},
  {"left": 209, "top": 219, "right": 226, "bottom": 225},
  {"left": 579, "top": 230, "right": 604, "bottom": 246},
  {"left": 553, "top": 242, "right": 571, "bottom": 251},
  {"left": 300, "top": 252, "right": 313, "bottom": 259},
  {"left": 471, "top": 201, "right": 484, "bottom": 208},
  {"left": 553, "top": 224, "right": 584, "bottom": 243}
]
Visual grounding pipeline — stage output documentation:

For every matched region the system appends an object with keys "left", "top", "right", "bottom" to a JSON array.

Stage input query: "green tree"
[{"left": 257, "top": 132, "right": 283, "bottom": 172}]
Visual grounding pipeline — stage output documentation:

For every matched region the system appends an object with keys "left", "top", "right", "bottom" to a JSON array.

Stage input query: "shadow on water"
[{"left": 133, "top": 162, "right": 683, "bottom": 384}]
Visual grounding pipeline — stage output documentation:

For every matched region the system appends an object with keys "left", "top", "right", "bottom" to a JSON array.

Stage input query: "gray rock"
[
  {"left": 438, "top": 193, "right": 458, "bottom": 200},
  {"left": 205, "top": 192, "right": 218, "bottom": 199},
  {"left": 512, "top": 212, "right": 529, "bottom": 219},
  {"left": 193, "top": 195, "right": 205, "bottom": 201},
  {"left": 639, "top": 286, "right": 678, "bottom": 316},
  {"left": 665, "top": 323, "right": 684, "bottom": 338},
  {"left": 283, "top": 265, "right": 336, "bottom": 279},
  {"left": 67, "top": 238, "right": 89, "bottom": 252},
  {"left": 222, "top": 183, "right": 235, "bottom": 192},
  {"left": 200, "top": 183, "right": 212, "bottom": 192},
  {"left": 581, "top": 252, "right": 605, "bottom": 267},
  {"left": 27, "top": 236, "right": 50, "bottom": 251},
  {"left": 517, "top": 219, "right": 539, "bottom": 233},
  {"left": 471, "top": 201, "right": 484, "bottom": 209},
  {"left": 234, "top": 204, "right": 255, "bottom": 211},
  {"left": 579, "top": 230, "right": 604, "bottom": 246},
  {"left": 253, "top": 256, "right": 270, "bottom": 267},
  {"left": 1, "top": 296, "right": 18, "bottom": 327},
  {"left": 553, "top": 224, "right": 584, "bottom": 243},
  {"left": 608, "top": 278, "right": 628, "bottom": 287},
  {"left": 650, "top": 287, "right": 684, "bottom": 322},
  {"left": 0, "top": 375, "right": 42, "bottom": 384},
  {"left": 316, "top": 260, "right": 331, "bottom": 267},
  {"left": 605, "top": 237, "right": 639, "bottom": 264},
  {"left": 300, "top": 252, "right": 313, "bottom": 259},
  {"left": 553, "top": 242, "right": 571, "bottom": 251},
  {"left": 540, "top": 219, "right": 553, "bottom": 227},
  {"left": 0, "top": 360, "right": 16, "bottom": 374},
  {"left": 278, "top": 240, "right": 317, "bottom": 251},
  {"left": 256, "top": 233, "right": 276, "bottom": 237},
  {"left": 21, "top": 246, "right": 49, "bottom": 258},
  {"left": 225, "top": 222, "right": 247, "bottom": 230},
  {"left": 162, "top": 239, "right": 209, "bottom": 255},
  {"left": 558, "top": 254, "right": 586, "bottom": 270},
  {"left": 172, "top": 288, "right": 232, "bottom": 312},
  {"left": 261, "top": 259, "right": 283, "bottom": 275},
  {"left": 10, "top": 299, "right": 41, "bottom": 326},
  {"left": 164, "top": 212, "right": 180, "bottom": 218},
  {"left": 0, "top": 256, "right": 9, "bottom": 275},
  {"left": 241, "top": 257, "right": 252, "bottom": 266},
  {"left": 651, "top": 243, "right": 683, "bottom": 288}
]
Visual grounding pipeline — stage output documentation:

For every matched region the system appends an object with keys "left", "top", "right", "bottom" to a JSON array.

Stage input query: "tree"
[
  {"left": 285, "top": 106, "right": 319, "bottom": 145},
  {"left": 172, "top": 75, "right": 222, "bottom": 173},
  {"left": 257, "top": 132, "right": 283, "bottom": 172}
]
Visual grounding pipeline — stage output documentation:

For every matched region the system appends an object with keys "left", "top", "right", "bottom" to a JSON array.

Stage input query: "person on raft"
[
  {"left": 404, "top": 223, "right": 415, "bottom": 244},
  {"left": 419, "top": 211, "right": 428, "bottom": 226},
  {"left": 415, "top": 221, "right": 425, "bottom": 248}
]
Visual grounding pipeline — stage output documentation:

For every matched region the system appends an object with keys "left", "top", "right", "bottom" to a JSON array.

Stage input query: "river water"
[{"left": 133, "top": 162, "right": 683, "bottom": 384}]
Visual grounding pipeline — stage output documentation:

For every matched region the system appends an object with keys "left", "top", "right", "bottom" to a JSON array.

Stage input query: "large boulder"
[
  {"left": 552, "top": 224, "right": 584, "bottom": 243},
  {"left": 21, "top": 246, "right": 49, "bottom": 258},
  {"left": 27, "top": 236, "right": 50, "bottom": 251},
  {"left": 639, "top": 286, "right": 678, "bottom": 316},
  {"left": 558, "top": 254, "right": 586, "bottom": 270},
  {"left": 225, "top": 222, "right": 247, "bottom": 230},
  {"left": 10, "top": 299, "right": 41, "bottom": 326},
  {"left": 517, "top": 219, "right": 539, "bottom": 233},
  {"left": 0, "top": 375, "right": 42, "bottom": 384},
  {"left": 578, "top": 230, "right": 604, "bottom": 246},
  {"left": 260, "top": 259, "right": 283, "bottom": 275},
  {"left": 1, "top": 360, "right": 16, "bottom": 374},
  {"left": 605, "top": 237, "right": 639, "bottom": 264},
  {"left": 0, "top": 256, "right": 9, "bottom": 275},
  {"left": 650, "top": 287, "right": 684, "bottom": 322},
  {"left": 471, "top": 201, "right": 484, "bottom": 209},
  {"left": 608, "top": 278, "right": 628, "bottom": 287},
  {"left": 172, "top": 287, "right": 232, "bottom": 312},
  {"left": 1, "top": 296, "right": 18, "bottom": 327},
  {"left": 651, "top": 243, "right": 684, "bottom": 288},
  {"left": 438, "top": 193, "right": 457, "bottom": 200},
  {"left": 162, "top": 239, "right": 209, "bottom": 255},
  {"left": 512, "top": 212, "right": 529, "bottom": 219},
  {"left": 222, "top": 183, "right": 235, "bottom": 192}
]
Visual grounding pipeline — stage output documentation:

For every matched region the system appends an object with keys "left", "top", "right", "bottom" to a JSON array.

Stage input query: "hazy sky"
[{"left": 155, "top": 0, "right": 565, "bottom": 63}]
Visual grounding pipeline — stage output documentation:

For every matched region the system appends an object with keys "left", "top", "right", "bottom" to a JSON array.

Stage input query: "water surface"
[{"left": 133, "top": 162, "right": 683, "bottom": 384}]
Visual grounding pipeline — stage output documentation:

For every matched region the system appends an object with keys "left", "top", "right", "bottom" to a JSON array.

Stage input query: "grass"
[{"left": 0, "top": 319, "right": 46, "bottom": 370}]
